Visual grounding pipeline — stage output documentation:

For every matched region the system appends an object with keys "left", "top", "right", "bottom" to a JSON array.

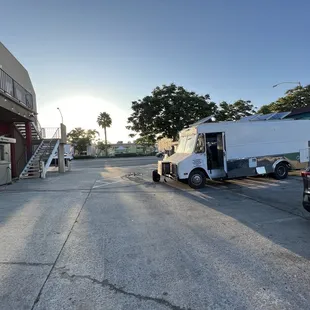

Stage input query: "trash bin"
[{"left": 301, "top": 168, "right": 310, "bottom": 213}]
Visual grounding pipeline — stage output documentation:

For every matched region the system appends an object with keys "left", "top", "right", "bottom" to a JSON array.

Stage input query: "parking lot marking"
[
  {"left": 253, "top": 216, "right": 301, "bottom": 226},
  {"left": 92, "top": 176, "right": 124, "bottom": 189}
]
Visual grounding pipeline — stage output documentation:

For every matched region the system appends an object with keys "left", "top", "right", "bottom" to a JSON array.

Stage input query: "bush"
[
  {"left": 73, "top": 155, "right": 96, "bottom": 160},
  {"left": 114, "top": 153, "right": 138, "bottom": 157}
]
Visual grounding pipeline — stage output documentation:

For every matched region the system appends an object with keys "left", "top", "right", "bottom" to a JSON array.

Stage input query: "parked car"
[
  {"left": 156, "top": 151, "right": 164, "bottom": 158},
  {"left": 301, "top": 168, "right": 310, "bottom": 214}
]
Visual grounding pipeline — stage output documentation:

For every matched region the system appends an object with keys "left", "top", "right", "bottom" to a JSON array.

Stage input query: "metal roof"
[{"left": 239, "top": 112, "right": 290, "bottom": 122}]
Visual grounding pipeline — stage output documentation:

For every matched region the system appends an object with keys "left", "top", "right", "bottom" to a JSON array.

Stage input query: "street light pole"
[
  {"left": 57, "top": 107, "right": 64, "bottom": 124},
  {"left": 272, "top": 81, "right": 301, "bottom": 88}
]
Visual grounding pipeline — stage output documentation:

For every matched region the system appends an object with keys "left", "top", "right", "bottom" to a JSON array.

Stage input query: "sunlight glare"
[{"left": 38, "top": 96, "right": 131, "bottom": 143}]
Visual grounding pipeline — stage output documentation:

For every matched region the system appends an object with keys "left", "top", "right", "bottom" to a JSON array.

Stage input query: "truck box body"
[
  {"left": 200, "top": 119, "right": 308, "bottom": 162},
  {"left": 157, "top": 118, "right": 310, "bottom": 187}
]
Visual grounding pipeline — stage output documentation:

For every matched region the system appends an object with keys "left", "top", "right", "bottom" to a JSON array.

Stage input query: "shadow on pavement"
[{"left": 157, "top": 176, "right": 310, "bottom": 262}]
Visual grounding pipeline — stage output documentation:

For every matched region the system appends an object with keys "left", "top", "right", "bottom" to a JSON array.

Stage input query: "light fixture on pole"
[
  {"left": 272, "top": 81, "right": 301, "bottom": 88},
  {"left": 57, "top": 107, "right": 64, "bottom": 124}
]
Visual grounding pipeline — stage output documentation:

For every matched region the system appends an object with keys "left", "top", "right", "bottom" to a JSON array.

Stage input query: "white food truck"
[{"left": 153, "top": 116, "right": 310, "bottom": 188}]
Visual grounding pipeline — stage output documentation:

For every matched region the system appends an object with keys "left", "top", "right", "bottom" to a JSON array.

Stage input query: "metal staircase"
[
  {"left": 19, "top": 128, "right": 60, "bottom": 179},
  {"left": 14, "top": 122, "right": 41, "bottom": 141}
]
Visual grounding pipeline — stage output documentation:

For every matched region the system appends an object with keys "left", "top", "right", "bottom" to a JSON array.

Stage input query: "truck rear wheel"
[
  {"left": 152, "top": 170, "right": 160, "bottom": 182},
  {"left": 188, "top": 170, "right": 206, "bottom": 189},
  {"left": 273, "top": 163, "right": 288, "bottom": 180}
]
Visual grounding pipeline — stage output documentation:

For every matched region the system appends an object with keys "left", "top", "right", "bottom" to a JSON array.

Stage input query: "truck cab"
[{"left": 153, "top": 126, "right": 228, "bottom": 189}]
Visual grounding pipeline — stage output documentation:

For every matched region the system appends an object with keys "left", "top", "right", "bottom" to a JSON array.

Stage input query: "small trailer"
[{"left": 153, "top": 117, "right": 310, "bottom": 188}]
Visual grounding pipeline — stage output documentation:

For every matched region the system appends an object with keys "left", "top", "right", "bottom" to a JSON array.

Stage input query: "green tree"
[
  {"left": 97, "top": 140, "right": 111, "bottom": 156},
  {"left": 258, "top": 85, "right": 310, "bottom": 113},
  {"left": 97, "top": 112, "right": 112, "bottom": 156},
  {"left": 257, "top": 104, "right": 273, "bottom": 114},
  {"left": 67, "top": 128, "right": 99, "bottom": 154},
  {"left": 135, "top": 135, "right": 156, "bottom": 145},
  {"left": 135, "top": 135, "right": 155, "bottom": 154},
  {"left": 216, "top": 100, "right": 256, "bottom": 121},
  {"left": 127, "top": 83, "right": 217, "bottom": 140}
]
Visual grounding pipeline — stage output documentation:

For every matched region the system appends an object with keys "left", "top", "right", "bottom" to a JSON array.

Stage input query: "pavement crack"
[
  {"left": 31, "top": 179, "right": 97, "bottom": 310},
  {"left": 0, "top": 262, "right": 53, "bottom": 267},
  {"left": 59, "top": 271, "right": 191, "bottom": 310}
]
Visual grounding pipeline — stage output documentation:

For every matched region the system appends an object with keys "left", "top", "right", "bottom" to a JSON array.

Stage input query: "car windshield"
[{"left": 176, "top": 135, "right": 197, "bottom": 154}]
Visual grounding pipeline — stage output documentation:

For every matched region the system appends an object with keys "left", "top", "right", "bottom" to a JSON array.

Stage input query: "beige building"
[
  {"left": 0, "top": 42, "right": 59, "bottom": 180},
  {"left": 88, "top": 142, "right": 155, "bottom": 157},
  {"left": 0, "top": 42, "right": 37, "bottom": 177}
]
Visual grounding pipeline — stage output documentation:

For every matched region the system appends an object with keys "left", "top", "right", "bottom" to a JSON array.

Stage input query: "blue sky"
[{"left": 1, "top": 0, "right": 310, "bottom": 142}]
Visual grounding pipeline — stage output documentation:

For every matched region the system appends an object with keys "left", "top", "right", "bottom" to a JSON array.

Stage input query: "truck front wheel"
[
  {"left": 188, "top": 170, "right": 206, "bottom": 189},
  {"left": 152, "top": 170, "right": 160, "bottom": 182}
]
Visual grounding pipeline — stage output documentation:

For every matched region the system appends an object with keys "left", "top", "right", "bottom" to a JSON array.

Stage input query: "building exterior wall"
[
  {"left": 86, "top": 143, "right": 155, "bottom": 157},
  {"left": 0, "top": 42, "right": 38, "bottom": 178},
  {"left": 13, "top": 126, "right": 26, "bottom": 176},
  {"left": 0, "top": 42, "right": 36, "bottom": 113},
  {"left": 0, "top": 123, "right": 10, "bottom": 135}
]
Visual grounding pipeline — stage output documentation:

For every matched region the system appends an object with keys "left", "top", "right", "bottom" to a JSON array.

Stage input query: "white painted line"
[
  {"left": 93, "top": 180, "right": 123, "bottom": 189},
  {"left": 254, "top": 216, "right": 300, "bottom": 225}
]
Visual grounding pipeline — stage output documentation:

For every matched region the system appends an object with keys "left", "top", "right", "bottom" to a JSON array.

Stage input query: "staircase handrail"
[
  {"left": 19, "top": 140, "right": 44, "bottom": 178},
  {"left": 32, "top": 120, "right": 42, "bottom": 139},
  {"left": 39, "top": 127, "right": 60, "bottom": 163},
  {"left": 34, "top": 117, "right": 42, "bottom": 138}
]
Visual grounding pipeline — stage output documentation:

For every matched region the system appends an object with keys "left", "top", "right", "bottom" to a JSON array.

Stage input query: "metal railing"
[
  {"left": 40, "top": 127, "right": 61, "bottom": 139},
  {"left": 39, "top": 128, "right": 60, "bottom": 163},
  {"left": 0, "top": 68, "right": 34, "bottom": 110}
]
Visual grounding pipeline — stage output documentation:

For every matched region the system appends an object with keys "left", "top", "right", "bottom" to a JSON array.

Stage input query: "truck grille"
[{"left": 162, "top": 162, "right": 171, "bottom": 175}]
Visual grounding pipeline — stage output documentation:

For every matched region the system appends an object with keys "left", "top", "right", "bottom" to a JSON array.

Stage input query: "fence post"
[{"left": 40, "top": 161, "right": 46, "bottom": 178}]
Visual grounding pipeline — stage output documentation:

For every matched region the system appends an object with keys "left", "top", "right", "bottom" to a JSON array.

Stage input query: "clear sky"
[{"left": 1, "top": 0, "right": 310, "bottom": 142}]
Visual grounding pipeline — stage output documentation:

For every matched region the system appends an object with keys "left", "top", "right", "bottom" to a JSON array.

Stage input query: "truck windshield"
[{"left": 176, "top": 135, "right": 197, "bottom": 153}]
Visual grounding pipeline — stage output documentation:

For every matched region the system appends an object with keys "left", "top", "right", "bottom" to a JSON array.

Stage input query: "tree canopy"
[
  {"left": 126, "top": 83, "right": 310, "bottom": 142},
  {"left": 258, "top": 85, "right": 310, "bottom": 113},
  {"left": 127, "top": 83, "right": 255, "bottom": 140},
  {"left": 67, "top": 128, "right": 98, "bottom": 154},
  {"left": 127, "top": 83, "right": 217, "bottom": 140},
  {"left": 135, "top": 135, "right": 156, "bottom": 145},
  {"left": 216, "top": 100, "right": 256, "bottom": 121},
  {"left": 97, "top": 112, "right": 112, "bottom": 129}
]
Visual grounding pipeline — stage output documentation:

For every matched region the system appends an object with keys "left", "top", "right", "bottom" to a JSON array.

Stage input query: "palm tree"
[{"left": 97, "top": 112, "right": 112, "bottom": 156}]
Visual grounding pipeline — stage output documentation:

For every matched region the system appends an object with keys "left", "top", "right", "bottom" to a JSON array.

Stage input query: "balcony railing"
[
  {"left": 41, "top": 127, "right": 61, "bottom": 139},
  {"left": 0, "top": 67, "right": 34, "bottom": 110}
]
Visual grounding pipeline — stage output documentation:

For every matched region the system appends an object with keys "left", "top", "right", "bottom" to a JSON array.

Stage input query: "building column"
[
  {"left": 25, "top": 122, "right": 32, "bottom": 161},
  {"left": 9, "top": 124, "right": 17, "bottom": 178},
  {"left": 58, "top": 143, "right": 65, "bottom": 173},
  {"left": 58, "top": 123, "right": 67, "bottom": 173}
]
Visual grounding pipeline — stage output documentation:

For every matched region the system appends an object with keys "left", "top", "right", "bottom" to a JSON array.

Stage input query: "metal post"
[
  {"left": 58, "top": 144, "right": 65, "bottom": 173},
  {"left": 58, "top": 123, "right": 67, "bottom": 173},
  {"left": 25, "top": 122, "right": 32, "bottom": 161},
  {"left": 9, "top": 124, "right": 16, "bottom": 177},
  {"left": 40, "top": 161, "right": 46, "bottom": 178}
]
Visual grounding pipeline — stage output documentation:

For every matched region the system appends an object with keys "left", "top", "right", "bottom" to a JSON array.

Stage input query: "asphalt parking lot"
[{"left": 0, "top": 157, "right": 310, "bottom": 310}]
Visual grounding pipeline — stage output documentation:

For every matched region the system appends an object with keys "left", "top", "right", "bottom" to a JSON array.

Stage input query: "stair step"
[{"left": 21, "top": 175, "right": 41, "bottom": 179}]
